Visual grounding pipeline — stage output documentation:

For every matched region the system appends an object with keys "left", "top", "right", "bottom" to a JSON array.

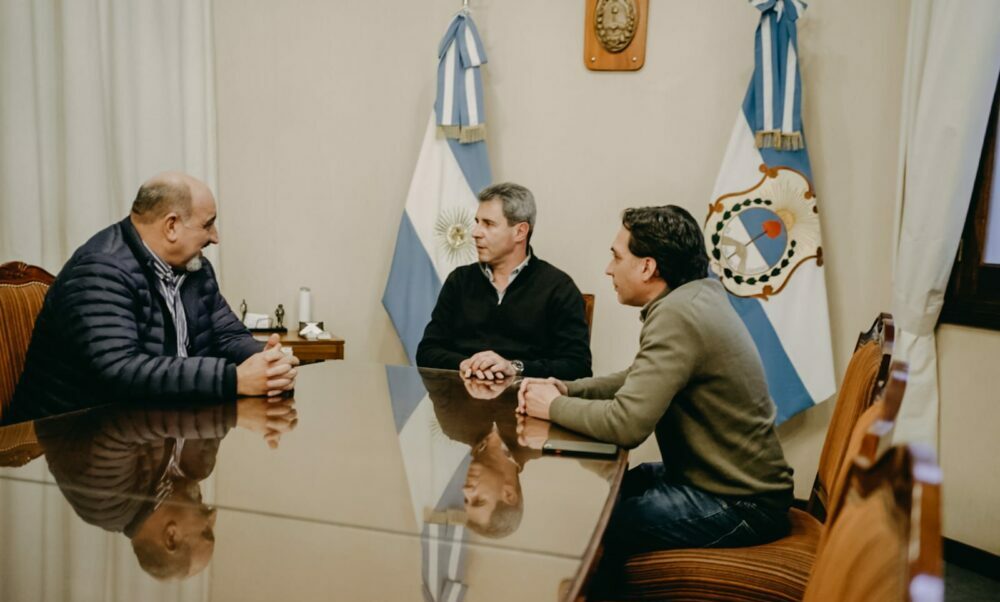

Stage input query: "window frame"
[{"left": 940, "top": 77, "right": 1000, "bottom": 331}]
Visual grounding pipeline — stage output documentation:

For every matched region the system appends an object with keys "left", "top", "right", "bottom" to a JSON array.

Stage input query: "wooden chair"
[
  {"left": 803, "top": 441, "right": 943, "bottom": 602},
  {"left": 593, "top": 328, "right": 904, "bottom": 602},
  {"left": 807, "top": 312, "right": 894, "bottom": 522},
  {"left": 583, "top": 293, "right": 595, "bottom": 342},
  {"left": 0, "top": 420, "right": 43, "bottom": 467},
  {"left": 0, "top": 261, "right": 55, "bottom": 420}
]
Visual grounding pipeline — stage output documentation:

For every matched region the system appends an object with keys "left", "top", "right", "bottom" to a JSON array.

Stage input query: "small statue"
[
  {"left": 239, "top": 299, "right": 248, "bottom": 323},
  {"left": 275, "top": 304, "right": 285, "bottom": 329}
]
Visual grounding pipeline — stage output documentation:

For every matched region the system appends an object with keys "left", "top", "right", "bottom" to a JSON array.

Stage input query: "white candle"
[{"left": 298, "top": 287, "right": 312, "bottom": 324}]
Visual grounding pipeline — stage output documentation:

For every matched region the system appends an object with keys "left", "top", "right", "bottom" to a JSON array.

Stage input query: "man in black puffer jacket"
[{"left": 4, "top": 172, "right": 298, "bottom": 424}]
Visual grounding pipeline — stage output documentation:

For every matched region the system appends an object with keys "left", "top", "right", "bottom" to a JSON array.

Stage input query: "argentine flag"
[
  {"left": 386, "top": 365, "right": 471, "bottom": 602},
  {"left": 383, "top": 11, "right": 493, "bottom": 363},
  {"left": 704, "top": 0, "right": 835, "bottom": 423}
]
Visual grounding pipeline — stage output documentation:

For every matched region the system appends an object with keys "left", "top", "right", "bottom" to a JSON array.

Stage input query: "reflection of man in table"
[
  {"left": 6, "top": 172, "right": 298, "bottom": 425},
  {"left": 421, "top": 369, "right": 542, "bottom": 539},
  {"left": 36, "top": 398, "right": 297, "bottom": 580},
  {"left": 416, "top": 182, "right": 592, "bottom": 381}
]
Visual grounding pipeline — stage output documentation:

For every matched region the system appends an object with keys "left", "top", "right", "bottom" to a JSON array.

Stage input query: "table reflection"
[
  {"left": 0, "top": 362, "right": 623, "bottom": 601},
  {"left": 23, "top": 397, "right": 296, "bottom": 582}
]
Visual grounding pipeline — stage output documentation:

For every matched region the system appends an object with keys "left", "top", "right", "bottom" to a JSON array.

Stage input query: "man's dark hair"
[
  {"left": 131, "top": 179, "right": 192, "bottom": 223},
  {"left": 621, "top": 205, "right": 709, "bottom": 290}
]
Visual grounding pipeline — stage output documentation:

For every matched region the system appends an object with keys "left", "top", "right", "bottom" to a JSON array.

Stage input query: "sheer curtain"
[
  {"left": 0, "top": 459, "right": 213, "bottom": 601},
  {"left": 0, "top": 0, "right": 219, "bottom": 274},
  {"left": 891, "top": 0, "right": 1000, "bottom": 447},
  {"left": 0, "top": 1, "right": 217, "bottom": 599}
]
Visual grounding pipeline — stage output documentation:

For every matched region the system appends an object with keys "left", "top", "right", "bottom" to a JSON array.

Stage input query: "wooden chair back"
[
  {"left": 582, "top": 293, "right": 595, "bottom": 341},
  {"left": 803, "top": 441, "right": 943, "bottom": 602},
  {"left": 807, "top": 313, "right": 894, "bottom": 521},
  {"left": 0, "top": 420, "right": 43, "bottom": 467},
  {"left": 821, "top": 360, "right": 908, "bottom": 540},
  {"left": 0, "top": 261, "right": 55, "bottom": 419}
]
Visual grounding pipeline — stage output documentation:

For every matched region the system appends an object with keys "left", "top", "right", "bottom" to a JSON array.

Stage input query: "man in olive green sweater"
[{"left": 518, "top": 205, "right": 794, "bottom": 554}]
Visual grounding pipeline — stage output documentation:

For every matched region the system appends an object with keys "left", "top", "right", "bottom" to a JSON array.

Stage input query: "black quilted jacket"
[
  {"left": 5, "top": 217, "right": 262, "bottom": 424},
  {"left": 37, "top": 402, "right": 234, "bottom": 536}
]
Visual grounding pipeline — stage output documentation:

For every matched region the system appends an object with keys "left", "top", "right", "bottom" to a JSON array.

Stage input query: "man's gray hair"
[
  {"left": 130, "top": 178, "right": 193, "bottom": 223},
  {"left": 478, "top": 182, "right": 537, "bottom": 236}
]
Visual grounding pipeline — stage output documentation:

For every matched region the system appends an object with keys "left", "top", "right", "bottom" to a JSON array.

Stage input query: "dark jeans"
[{"left": 603, "top": 462, "right": 791, "bottom": 555}]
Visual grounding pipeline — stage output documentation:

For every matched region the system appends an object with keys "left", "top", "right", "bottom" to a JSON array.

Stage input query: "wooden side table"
[{"left": 254, "top": 332, "right": 345, "bottom": 363}]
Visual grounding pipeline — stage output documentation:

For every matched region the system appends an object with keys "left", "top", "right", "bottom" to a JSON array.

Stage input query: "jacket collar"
[
  {"left": 639, "top": 286, "right": 670, "bottom": 323},
  {"left": 119, "top": 216, "right": 161, "bottom": 278}
]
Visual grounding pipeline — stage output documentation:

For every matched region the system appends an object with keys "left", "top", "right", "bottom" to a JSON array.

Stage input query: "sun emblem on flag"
[
  {"left": 704, "top": 165, "right": 823, "bottom": 300},
  {"left": 435, "top": 206, "right": 477, "bottom": 264}
]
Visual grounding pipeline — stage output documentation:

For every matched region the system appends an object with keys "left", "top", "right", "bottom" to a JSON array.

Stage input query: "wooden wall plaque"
[{"left": 584, "top": 0, "right": 649, "bottom": 72}]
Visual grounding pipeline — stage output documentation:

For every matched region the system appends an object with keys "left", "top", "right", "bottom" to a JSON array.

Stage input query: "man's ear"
[
  {"left": 640, "top": 257, "right": 659, "bottom": 282},
  {"left": 513, "top": 222, "right": 530, "bottom": 243},
  {"left": 501, "top": 483, "right": 519, "bottom": 505},
  {"left": 163, "top": 213, "right": 181, "bottom": 243},
  {"left": 163, "top": 521, "right": 179, "bottom": 551}
]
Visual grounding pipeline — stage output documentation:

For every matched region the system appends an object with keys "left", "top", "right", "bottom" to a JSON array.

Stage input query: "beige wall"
[
  {"left": 214, "top": 0, "right": 999, "bottom": 552},
  {"left": 938, "top": 325, "right": 1000, "bottom": 554}
]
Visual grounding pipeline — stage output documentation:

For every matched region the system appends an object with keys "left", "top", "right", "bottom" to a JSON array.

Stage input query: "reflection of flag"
[
  {"left": 387, "top": 365, "right": 470, "bottom": 602},
  {"left": 383, "top": 11, "right": 493, "bottom": 363},
  {"left": 704, "top": 0, "right": 834, "bottom": 423}
]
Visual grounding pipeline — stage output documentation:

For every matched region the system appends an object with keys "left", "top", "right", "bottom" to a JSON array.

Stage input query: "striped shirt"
[{"left": 143, "top": 242, "right": 189, "bottom": 357}]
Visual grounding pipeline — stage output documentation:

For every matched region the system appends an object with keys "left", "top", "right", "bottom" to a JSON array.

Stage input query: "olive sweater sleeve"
[{"left": 550, "top": 300, "right": 700, "bottom": 448}]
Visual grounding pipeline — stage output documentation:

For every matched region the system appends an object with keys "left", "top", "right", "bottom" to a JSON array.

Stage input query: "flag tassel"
[{"left": 755, "top": 130, "right": 804, "bottom": 151}]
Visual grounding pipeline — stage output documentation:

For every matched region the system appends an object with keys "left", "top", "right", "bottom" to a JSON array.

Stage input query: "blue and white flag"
[
  {"left": 383, "top": 11, "right": 493, "bottom": 363},
  {"left": 703, "top": 0, "right": 835, "bottom": 423},
  {"left": 387, "top": 365, "right": 470, "bottom": 602}
]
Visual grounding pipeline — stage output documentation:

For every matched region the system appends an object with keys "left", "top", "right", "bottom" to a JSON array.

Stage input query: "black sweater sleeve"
[
  {"left": 522, "top": 277, "right": 593, "bottom": 380},
  {"left": 416, "top": 272, "right": 468, "bottom": 370}
]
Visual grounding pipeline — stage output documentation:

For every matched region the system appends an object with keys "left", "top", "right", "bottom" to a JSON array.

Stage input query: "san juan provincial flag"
[{"left": 704, "top": 0, "right": 835, "bottom": 423}]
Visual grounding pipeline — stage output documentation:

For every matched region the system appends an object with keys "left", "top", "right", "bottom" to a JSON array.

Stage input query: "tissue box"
[{"left": 243, "top": 313, "right": 271, "bottom": 329}]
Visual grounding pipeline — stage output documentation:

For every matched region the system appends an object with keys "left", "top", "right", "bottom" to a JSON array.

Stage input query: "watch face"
[{"left": 511, "top": 360, "right": 524, "bottom": 374}]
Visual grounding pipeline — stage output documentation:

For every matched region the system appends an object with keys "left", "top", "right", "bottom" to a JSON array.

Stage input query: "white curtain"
[
  {"left": 0, "top": 0, "right": 219, "bottom": 275},
  {"left": 1, "top": 460, "right": 213, "bottom": 602},
  {"left": 0, "top": 0, "right": 217, "bottom": 599},
  {"left": 891, "top": 0, "right": 1000, "bottom": 447}
]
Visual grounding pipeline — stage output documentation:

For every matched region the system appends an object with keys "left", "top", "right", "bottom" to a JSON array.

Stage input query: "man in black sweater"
[{"left": 416, "top": 182, "right": 592, "bottom": 380}]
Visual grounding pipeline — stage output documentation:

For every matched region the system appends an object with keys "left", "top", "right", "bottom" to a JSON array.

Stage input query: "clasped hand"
[
  {"left": 237, "top": 334, "right": 301, "bottom": 397},
  {"left": 462, "top": 373, "right": 513, "bottom": 400},
  {"left": 459, "top": 350, "right": 513, "bottom": 380},
  {"left": 236, "top": 395, "right": 298, "bottom": 449},
  {"left": 516, "top": 377, "right": 566, "bottom": 420}
]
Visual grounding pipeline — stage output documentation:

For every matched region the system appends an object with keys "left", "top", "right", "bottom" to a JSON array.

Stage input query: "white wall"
[
  {"left": 938, "top": 325, "right": 1000, "bottom": 555},
  {"left": 214, "top": 0, "right": 1000, "bottom": 552}
]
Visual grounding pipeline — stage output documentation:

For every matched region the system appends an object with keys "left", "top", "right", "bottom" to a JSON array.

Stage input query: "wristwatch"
[{"left": 509, "top": 359, "right": 525, "bottom": 376}]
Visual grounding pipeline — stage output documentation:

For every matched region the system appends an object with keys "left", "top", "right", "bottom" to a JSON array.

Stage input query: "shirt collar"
[
  {"left": 142, "top": 241, "right": 184, "bottom": 288},
  {"left": 480, "top": 251, "right": 531, "bottom": 283}
]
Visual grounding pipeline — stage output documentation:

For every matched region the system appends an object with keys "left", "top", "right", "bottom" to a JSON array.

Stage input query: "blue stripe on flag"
[
  {"left": 738, "top": 59, "right": 816, "bottom": 424},
  {"left": 759, "top": 144, "right": 811, "bottom": 179},
  {"left": 727, "top": 295, "right": 814, "bottom": 423},
  {"left": 382, "top": 212, "right": 443, "bottom": 364},
  {"left": 386, "top": 364, "right": 429, "bottom": 433},
  {"left": 446, "top": 137, "right": 492, "bottom": 194},
  {"left": 741, "top": 69, "right": 812, "bottom": 185},
  {"left": 436, "top": 455, "right": 471, "bottom": 510}
]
